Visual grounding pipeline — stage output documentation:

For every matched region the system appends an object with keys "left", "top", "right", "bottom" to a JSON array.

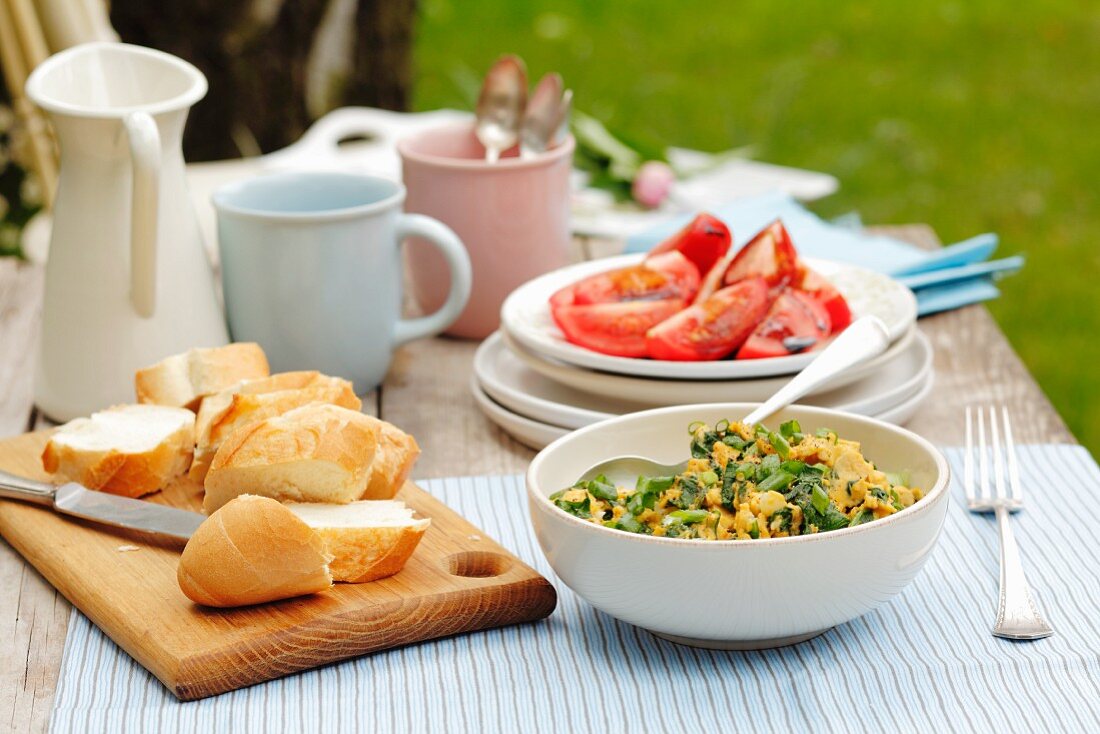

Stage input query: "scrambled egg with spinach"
[{"left": 550, "top": 420, "right": 922, "bottom": 540}]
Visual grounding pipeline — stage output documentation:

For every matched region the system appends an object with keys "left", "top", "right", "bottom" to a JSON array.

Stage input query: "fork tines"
[{"left": 964, "top": 406, "right": 1023, "bottom": 512}]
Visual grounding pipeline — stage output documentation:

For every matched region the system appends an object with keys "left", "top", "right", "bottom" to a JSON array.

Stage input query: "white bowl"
[{"left": 526, "top": 403, "right": 950, "bottom": 650}]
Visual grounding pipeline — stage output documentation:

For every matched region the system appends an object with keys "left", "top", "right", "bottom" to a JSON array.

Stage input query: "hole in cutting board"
[{"left": 445, "top": 551, "right": 512, "bottom": 578}]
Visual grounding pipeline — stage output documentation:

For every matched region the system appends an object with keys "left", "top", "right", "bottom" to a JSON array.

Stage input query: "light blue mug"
[{"left": 212, "top": 171, "right": 472, "bottom": 393}]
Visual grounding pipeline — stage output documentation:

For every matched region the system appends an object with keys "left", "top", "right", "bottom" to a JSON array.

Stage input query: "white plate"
[
  {"left": 500, "top": 254, "right": 917, "bottom": 380},
  {"left": 501, "top": 326, "right": 917, "bottom": 408},
  {"left": 874, "top": 369, "right": 934, "bottom": 426},
  {"left": 470, "top": 377, "right": 568, "bottom": 451},
  {"left": 479, "top": 330, "right": 933, "bottom": 430},
  {"left": 474, "top": 367, "right": 935, "bottom": 451}
]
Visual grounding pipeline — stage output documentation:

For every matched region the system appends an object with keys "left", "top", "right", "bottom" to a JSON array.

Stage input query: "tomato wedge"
[
  {"left": 722, "top": 220, "right": 799, "bottom": 290},
  {"left": 799, "top": 268, "right": 852, "bottom": 333},
  {"left": 737, "top": 289, "right": 831, "bottom": 360},
  {"left": 645, "top": 278, "right": 770, "bottom": 361},
  {"left": 646, "top": 213, "right": 732, "bottom": 278},
  {"left": 554, "top": 299, "right": 686, "bottom": 358},
  {"left": 549, "top": 251, "right": 700, "bottom": 310}
]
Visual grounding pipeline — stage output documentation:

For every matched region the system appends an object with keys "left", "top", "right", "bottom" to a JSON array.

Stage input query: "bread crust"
[
  {"left": 189, "top": 372, "right": 361, "bottom": 482},
  {"left": 135, "top": 343, "right": 270, "bottom": 409},
  {"left": 203, "top": 404, "right": 382, "bottom": 513},
  {"left": 177, "top": 495, "right": 333, "bottom": 607},
  {"left": 362, "top": 419, "right": 420, "bottom": 500},
  {"left": 41, "top": 405, "right": 195, "bottom": 498}
]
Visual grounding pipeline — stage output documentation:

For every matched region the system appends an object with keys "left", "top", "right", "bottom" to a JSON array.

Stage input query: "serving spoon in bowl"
[{"left": 576, "top": 316, "right": 892, "bottom": 483}]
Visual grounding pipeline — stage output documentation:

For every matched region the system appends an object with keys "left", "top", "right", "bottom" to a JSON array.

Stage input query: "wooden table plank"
[
  {"left": 0, "top": 223, "right": 1080, "bottom": 730},
  {"left": 0, "top": 260, "right": 43, "bottom": 438}
]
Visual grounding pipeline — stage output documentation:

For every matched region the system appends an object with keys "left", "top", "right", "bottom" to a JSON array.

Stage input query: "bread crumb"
[
  {"left": 117, "top": 545, "right": 140, "bottom": 552},
  {"left": 468, "top": 534, "right": 481, "bottom": 542}
]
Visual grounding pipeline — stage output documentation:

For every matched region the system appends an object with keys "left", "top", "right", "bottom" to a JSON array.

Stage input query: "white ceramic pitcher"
[{"left": 26, "top": 43, "right": 228, "bottom": 420}]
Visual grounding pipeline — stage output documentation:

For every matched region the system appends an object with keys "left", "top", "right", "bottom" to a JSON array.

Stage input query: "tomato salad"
[{"left": 548, "top": 215, "right": 853, "bottom": 361}]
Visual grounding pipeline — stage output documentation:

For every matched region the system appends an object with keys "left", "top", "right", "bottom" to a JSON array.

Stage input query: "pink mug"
[{"left": 398, "top": 122, "right": 574, "bottom": 339}]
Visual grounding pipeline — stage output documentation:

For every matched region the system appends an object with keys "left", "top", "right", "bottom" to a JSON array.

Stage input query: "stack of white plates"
[{"left": 474, "top": 255, "right": 933, "bottom": 450}]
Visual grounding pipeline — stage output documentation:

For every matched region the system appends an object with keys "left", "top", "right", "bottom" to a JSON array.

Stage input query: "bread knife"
[{"left": 0, "top": 469, "right": 204, "bottom": 540}]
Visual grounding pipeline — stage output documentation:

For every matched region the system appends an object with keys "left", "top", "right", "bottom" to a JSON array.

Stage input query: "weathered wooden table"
[{"left": 0, "top": 225, "right": 1075, "bottom": 731}]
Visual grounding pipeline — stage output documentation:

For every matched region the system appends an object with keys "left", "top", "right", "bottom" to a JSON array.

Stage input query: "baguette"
[
  {"left": 189, "top": 371, "right": 361, "bottom": 481},
  {"left": 365, "top": 421, "right": 421, "bottom": 500},
  {"left": 285, "top": 500, "right": 430, "bottom": 582},
  {"left": 135, "top": 343, "right": 269, "bottom": 410},
  {"left": 177, "top": 495, "right": 333, "bottom": 607},
  {"left": 202, "top": 403, "right": 382, "bottom": 513},
  {"left": 41, "top": 404, "right": 195, "bottom": 498}
]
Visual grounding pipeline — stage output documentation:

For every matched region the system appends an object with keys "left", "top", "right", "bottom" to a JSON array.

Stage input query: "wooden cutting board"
[{"left": 0, "top": 431, "right": 557, "bottom": 701}]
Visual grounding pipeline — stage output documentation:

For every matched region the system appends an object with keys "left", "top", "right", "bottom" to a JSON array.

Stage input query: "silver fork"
[{"left": 964, "top": 406, "right": 1054, "bottom": 640}]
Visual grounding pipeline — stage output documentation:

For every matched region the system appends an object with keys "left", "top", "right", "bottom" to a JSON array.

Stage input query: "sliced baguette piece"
[
  {"left": 203, "top": 403, "right": 382, "bottom": 513},
  {"left": 364, "top": 421, "right": 421, "bottom": 500},
  {"left": 177, "top": 495, "right": 333, "bottom": 607},
  {"left": 189, "top": 371, "right": 361, "bottom": 481},
  {"left": 135, "top": 343, "right": 270, "bottom": 410},
  {"left": 41, "top": 404, "right": 195, "bottom": 498},
  {"left": 285, "top": 500, "right": 430, "bottom": 583}
]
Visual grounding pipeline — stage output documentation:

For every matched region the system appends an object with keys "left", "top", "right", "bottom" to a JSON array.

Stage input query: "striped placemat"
[{"left": 50, "top": 445, "right": 1100, "bottom": 733}]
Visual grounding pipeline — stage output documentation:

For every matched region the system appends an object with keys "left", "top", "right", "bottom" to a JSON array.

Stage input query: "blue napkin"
[{"left": 623, "top": 192, "right": 1018, "bottom": 316}]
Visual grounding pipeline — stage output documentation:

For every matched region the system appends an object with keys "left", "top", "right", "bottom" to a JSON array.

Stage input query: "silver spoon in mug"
[
  {"left": 521, "top": 74, "right": 569, "bottom": 158},
  {"left": 475, "top": 55, "right": 527, "bottom": 163},
  {"left": 575, "top": 316, "right": 893, "bottom": 483}
]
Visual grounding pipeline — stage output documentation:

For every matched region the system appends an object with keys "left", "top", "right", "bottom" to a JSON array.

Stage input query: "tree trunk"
[{"left": 109, "top": 0, "right": 417, "bottom": 162}]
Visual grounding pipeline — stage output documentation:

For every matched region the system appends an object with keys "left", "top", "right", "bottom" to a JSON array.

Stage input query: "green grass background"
[{"left": 412, "top": 0, "right": 1099, "bottom": 452}]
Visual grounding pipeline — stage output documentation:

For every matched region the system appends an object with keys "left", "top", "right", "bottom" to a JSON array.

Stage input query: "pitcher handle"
[
  {"left": 123, "top": 112, "right": 160, "bottom": 318},
  {"left": 393, "top": 214, "right": 471, "bottom": 346}
]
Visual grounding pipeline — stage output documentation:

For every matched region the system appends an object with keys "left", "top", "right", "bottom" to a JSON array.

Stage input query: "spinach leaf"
[
  {"left": 801, "top": 496, "right": 850, "bottom": 532},
  {"left": 721, "top": 463, "right": 738, "bottom": 510},
  {"left": 758, "top": 453, "right": 781, "bottom": 479},
  {"left": 771, "top": 507, "right": 794, "bottom": 533},
  {"left": 672, "top": 474, "right": 705, "bottom": 510},
  {"left": 554, "top": 493, "right": 591, "bottom": 518},
  {"left": 606, "top": 513, "right": 651, "bottom": 534},
  {"left": 850, "top": 508, "right": 875, "bottom": 526},
  {"left": 691, "top": 429, "right": 721, "bottom": 459},
  {"left": 814, "top": 504, "right": 851, "bottom": 532},
  {"left": 780, "top": 460, "right": 806, "bottom": 475}
]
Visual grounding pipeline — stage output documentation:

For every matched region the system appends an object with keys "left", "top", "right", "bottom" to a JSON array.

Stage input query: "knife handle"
[{"left": 0, "top": 469, "right": 56, "bottom": 506}]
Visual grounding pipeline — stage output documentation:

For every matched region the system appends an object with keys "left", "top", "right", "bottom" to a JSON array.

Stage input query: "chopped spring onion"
[
  {"left": 757, "top": 470, "right": 796, "bottom": 493},
  {"left": 811, "top": 485, "right": 830, "bottom": 514},
  {"left": 779, "top": 419, "right": 802, "bottom": 443},
  {"left": 668, "top": 509, "right": 709, "bottom": 524},
  {"left": 587, "top": 480, "right": 619, "bottom": 503},
  {"left": 769, "top": 431, "right": 791, "bottom": 460}
]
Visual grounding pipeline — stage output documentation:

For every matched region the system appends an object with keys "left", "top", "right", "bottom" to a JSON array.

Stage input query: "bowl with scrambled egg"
[{"left": 526, "top": 403, "right": 950, "bottom": 649}]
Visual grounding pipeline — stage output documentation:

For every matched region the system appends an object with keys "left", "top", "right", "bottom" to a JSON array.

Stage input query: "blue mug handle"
[{"left": 394, "top": 214, "right": 472, "bottom": 345}]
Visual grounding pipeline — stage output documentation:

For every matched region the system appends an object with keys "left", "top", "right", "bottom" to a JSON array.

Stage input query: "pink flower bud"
[{"left": 632, "top": 161, "right": 675, "bottom": 209}]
